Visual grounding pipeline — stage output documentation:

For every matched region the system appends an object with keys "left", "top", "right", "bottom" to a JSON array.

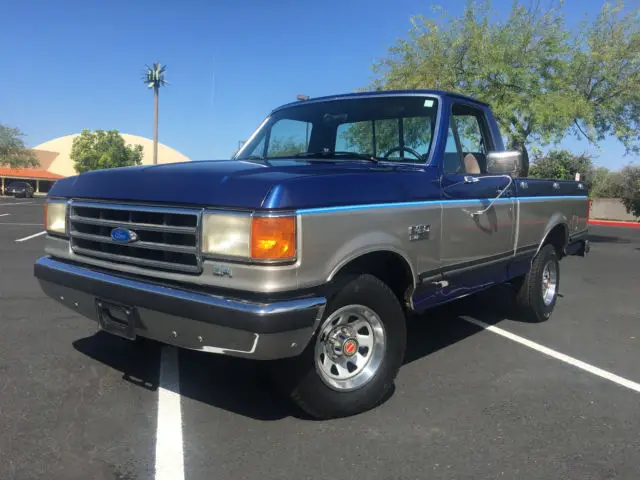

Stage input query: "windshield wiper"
[{"left": 293, "top": 150, "right": 379, "bottom": 163}]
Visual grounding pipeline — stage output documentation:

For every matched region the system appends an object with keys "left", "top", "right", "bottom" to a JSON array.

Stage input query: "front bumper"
[{"left": 34, "top": 256, "right": 326, "bottom": 360}]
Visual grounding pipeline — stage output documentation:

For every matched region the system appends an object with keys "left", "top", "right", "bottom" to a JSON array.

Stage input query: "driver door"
[{"left": 440, "top": 104, "right": 515, "bottom": 272}]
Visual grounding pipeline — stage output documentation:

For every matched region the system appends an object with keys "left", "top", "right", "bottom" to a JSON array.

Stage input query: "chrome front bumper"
[{"left": 34, "top": 256, "right": 326, "bottom": 360}]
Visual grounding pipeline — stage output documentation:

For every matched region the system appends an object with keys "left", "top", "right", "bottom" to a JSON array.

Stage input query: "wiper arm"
[
  {"left": 237, "top": 154, "right": 273, "bottom": 166},
  {"left": 294, "top": 150, "right": 379, "bottom": 163}
]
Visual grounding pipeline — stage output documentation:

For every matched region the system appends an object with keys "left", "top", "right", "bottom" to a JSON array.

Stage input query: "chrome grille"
[{"left": 68, "top": 201, "right": 202, "bottom": 274}]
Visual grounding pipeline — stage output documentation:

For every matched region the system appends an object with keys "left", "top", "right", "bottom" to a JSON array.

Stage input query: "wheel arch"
[
  {"left": 535, "top": 214, "right": 569, "bottom": 260},
  {"left": 328, "top": 248, "right": 416, "bottom": 308}
]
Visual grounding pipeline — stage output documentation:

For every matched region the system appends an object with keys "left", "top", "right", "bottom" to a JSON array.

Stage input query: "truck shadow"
[
  {"left": 587, "top": 234, "right": 633, "bottom": 244},
  {"left": 71, "top": 286, "right": 534, "bottom": 421}
]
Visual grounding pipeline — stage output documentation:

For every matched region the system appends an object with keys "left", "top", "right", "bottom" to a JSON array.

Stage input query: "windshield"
[{"left": 234, "top": 95, "right": 439, "bottom": 164}]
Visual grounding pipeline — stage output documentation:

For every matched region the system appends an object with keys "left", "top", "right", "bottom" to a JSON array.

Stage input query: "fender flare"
[
  {"left": 326, "top": 244, "right": 417, "bottom": 291},
  {"left": 533, "top": 213, "right": 569, "bottom": 261}
]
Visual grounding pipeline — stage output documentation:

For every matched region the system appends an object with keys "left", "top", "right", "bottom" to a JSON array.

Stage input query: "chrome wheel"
[
  {"left": 314, "top": 304, "right": 386, "bottom": 391},
  {"left": 541, "top": 260, "right": 558, "bottom": 306}
]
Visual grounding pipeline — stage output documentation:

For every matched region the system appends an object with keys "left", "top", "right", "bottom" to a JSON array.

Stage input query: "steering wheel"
[{"left": 382, "top": 146, "right": 423, "bottom": 161}]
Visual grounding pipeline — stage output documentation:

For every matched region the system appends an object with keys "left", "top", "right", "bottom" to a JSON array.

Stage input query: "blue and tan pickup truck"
[{"left": 34, "top": 90, "right": 589, "bottom": 419}]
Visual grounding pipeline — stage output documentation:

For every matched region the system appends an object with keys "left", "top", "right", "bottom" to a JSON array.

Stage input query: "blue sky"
[{"left": 1, "top": 0, "right": 636, "bottom": 169}]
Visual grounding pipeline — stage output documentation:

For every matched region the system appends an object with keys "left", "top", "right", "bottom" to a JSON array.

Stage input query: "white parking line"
[
  {"left": 0, "top": 202, "right": 35, "bottom": 206},
  {"left": 0, "top": 213, "right": 10, "bottom": 217},
  {"left": 462, "top": 316, "right": 640, "bottom": 394},
  {"left": 2, "top": 223, "right": 44, "bottom": 226},
  {"left": 155, "top": 346, "right": 185, "bottom": 480},
  {"left": 15, "top": 231, "right": 47, "bottom": 242}
]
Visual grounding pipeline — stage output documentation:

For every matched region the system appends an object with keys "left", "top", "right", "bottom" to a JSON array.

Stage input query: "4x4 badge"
[{"left": 212, "top": 264, "right": 233, "bottom": 278}]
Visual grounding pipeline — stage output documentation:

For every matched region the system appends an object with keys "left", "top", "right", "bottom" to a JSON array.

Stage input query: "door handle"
[{"left": 464, "top": 176, "right": 479, "bottom": 183}]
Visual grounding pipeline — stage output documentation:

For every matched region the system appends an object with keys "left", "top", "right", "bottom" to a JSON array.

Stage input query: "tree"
[
  {"left": 567, "top": 2, "right": 640, "bottom": 155},
  {"left": 143, "top": 62, "right": 168, "bottom": 164},
  {"left": 590, "top": 166, "right": 625, "bottom": 198},
  {"left": 340, "top": 117, "right": 433, "bottom": 158},
  {"left": 0, "top": 124, "right": 39, "bottom": 168},
  {"left": 268, "top": 138, "right": 306, "bottom": 157},
  {"left": 529, "top": 149, "right": 595, "bottom": 186},
  {"left": 619, "top": 164, "right": 640, "bottom": 218},
  {"left": 367, "top": 0, "right": 640, "bottom": 167},
  {"left": 70, "top": 129, "right": 143, "bottom": 173}
]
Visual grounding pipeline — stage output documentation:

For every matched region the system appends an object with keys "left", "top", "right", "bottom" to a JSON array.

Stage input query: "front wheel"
[
  {"left": 515, "top": 244, "right": 560, "bottom": 322},
  {"left": 272, "top": 274, "right": 407, "bottom": 419}
]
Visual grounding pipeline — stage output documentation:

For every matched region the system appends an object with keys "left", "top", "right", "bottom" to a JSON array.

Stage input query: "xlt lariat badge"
[{"left": 408, "top": 224, "right": 430, "bottom": 241}]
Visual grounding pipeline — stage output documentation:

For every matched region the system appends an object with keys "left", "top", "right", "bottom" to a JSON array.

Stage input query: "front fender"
[{"left": 325, "top": 232, "right": 417, "bottom": 288}]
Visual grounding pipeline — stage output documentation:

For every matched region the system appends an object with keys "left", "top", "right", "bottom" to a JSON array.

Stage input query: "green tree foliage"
[
  {"left": 267, "top": 138, "right": 306, "bottom": 157},
  {"left": 567, "top": 2, "right": 640, "bottom": 154},
  {"left": 530, "top": 151, "right": 639, "bottom": 217},
  {"left": 340, "top": 117, "right": 433, "bottom": 159},
  {"left": 619, "top": 165, "right": 640, "bottom": 217},
  {"left": 367, "top": 0, "right": 640, "bottom": 163},
  {"left": 0, "top": 124, "right": 39, "bottom": 168},
  {"left": 529, "top": 149, "right": 594, "bottom": 184},
  {"left": 70, "top": 129, "right": 144, "bottom": 173},
  {"left": 590, "top": 166, "right": 625, "bottom": 198}
]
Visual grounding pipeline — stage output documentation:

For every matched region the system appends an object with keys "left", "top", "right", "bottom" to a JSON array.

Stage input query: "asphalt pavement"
[{"left": 0, "top": 196, "right": 638, "bottom": 480}]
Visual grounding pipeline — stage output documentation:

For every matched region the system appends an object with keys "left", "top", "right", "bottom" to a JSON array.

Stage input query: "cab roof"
[{"left": 272, "top": 89, "right": 490, "bottom": 113}]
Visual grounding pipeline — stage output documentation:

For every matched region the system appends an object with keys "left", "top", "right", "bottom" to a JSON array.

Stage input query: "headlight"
[
  {"left": 44, "top": 200, "right": 68, "bottom": 236},
  {"left": 201, "top": 212, "right": 296, "bottom": 261},
  {"left": 202, "top": 213, "right": 252, "bottom": 257}
]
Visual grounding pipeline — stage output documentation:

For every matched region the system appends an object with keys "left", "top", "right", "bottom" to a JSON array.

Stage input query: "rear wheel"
[
  {"left": 272, "top": 274, "right": 407, "bottom": 419},
  {"left": 515, "top": 244, "right": 560, "bottom": 322}
]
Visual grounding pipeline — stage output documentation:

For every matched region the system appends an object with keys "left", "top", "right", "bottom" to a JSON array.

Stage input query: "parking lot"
[{"left": 1, "top": 196, "right": 638, "bottom": 480}]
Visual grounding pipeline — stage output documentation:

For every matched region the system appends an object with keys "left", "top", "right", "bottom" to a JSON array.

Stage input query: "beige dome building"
[
  {"left": 34, "top": 133, "right": 191, "bottom": 177},
  {"left": 1, "top": 133, "right": 191, "bottom": 195}
]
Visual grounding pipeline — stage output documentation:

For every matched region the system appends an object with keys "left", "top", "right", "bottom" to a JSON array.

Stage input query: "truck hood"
[{"left": 48, "top": 159, "right": 436, "bottom": 210}]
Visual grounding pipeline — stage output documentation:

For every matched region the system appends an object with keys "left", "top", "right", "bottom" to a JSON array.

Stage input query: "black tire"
[
  {"left": 515, "top": 244, "right": 560, "bottom": 322},
  {"left": 272, "top": 274, "right": 407, "bottom": 420}
]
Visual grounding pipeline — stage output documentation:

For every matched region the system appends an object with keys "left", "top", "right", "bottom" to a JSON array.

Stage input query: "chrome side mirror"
[{"left": 486, "top": 151, "right": 522, "bottom": 176}]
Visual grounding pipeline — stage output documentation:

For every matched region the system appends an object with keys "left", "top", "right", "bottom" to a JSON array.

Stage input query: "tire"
[
  {"left": 272, "top": 274, "right": 407, "bottom": 419},
  {"left": 515, "top": 244, "right": 560, "bottom": 322}
]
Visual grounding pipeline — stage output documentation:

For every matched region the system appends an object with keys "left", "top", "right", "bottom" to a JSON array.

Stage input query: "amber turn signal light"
[{"left": 250, "top": 216, "right": 296, "bottom": 260}]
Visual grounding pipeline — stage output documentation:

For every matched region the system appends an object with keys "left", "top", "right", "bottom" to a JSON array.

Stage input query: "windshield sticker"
[{"left": 424, "top": 99, "right": 434, "bottom": 107}]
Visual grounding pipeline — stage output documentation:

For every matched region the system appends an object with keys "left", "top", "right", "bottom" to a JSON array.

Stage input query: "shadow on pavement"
[
  {"left": 587, "top": 234, "right": 633, "bottom": 244},
  {"left": 73, "top": 332, "right": 161, "bottom": 391},
  {"left": 72, "top": 285, "right": 533, "bottom": 421}
]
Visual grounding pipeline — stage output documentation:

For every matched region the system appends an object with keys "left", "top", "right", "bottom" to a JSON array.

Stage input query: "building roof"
[{"left": 0, "top": 167, "right": 64, "bottom": 180}]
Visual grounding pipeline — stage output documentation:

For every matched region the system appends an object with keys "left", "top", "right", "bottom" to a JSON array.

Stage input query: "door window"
[
  {"left": 444, "top": 105, "right": 491, "bottom": 174},
  {"left": 443, "top": 125, "right": 463, "bottom": 174}
]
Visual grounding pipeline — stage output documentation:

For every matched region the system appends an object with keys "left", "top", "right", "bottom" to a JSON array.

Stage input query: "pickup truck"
[{"left": 34, "top": 90, "right": 590, "bottom": 419}]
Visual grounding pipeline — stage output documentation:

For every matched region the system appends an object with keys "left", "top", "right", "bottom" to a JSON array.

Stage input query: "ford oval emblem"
[{"left": 111, "top": 227, "right": 138, "bottom": 243}]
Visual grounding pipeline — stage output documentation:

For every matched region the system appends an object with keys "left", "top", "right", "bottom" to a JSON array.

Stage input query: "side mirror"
[{"left": 486, "top": 151, "right": 522, "bottom": 176}]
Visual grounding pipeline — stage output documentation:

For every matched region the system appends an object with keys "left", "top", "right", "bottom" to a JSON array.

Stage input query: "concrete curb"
[{"left": 589, "top": 219, "right": 640, "bottom": 228}]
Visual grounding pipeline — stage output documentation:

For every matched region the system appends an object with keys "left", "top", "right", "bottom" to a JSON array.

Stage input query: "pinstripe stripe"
[{"left": 297, "top": 195, "right": 588, "bottom": 215}]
